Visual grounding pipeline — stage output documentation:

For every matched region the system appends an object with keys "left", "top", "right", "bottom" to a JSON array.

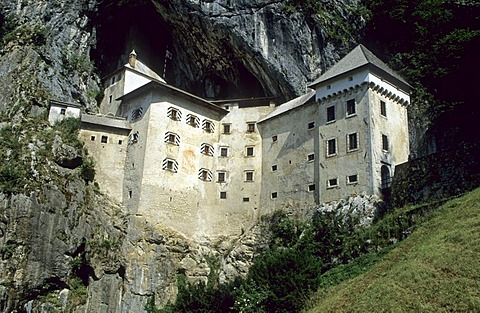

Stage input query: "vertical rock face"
[{"left": 0, "top": 0, "right": 368, "bottom": 311}]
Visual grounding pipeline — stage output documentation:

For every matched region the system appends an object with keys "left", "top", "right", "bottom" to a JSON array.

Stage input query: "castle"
[{"left": 49, "top": 45, "right": 411, "bottom": 238}]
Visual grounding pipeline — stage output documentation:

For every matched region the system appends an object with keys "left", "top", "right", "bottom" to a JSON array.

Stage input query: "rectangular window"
[
  {"left": 307, "top": 153, "right": 315, "bottom": 162},
  {"left": 111, "top": 76, "right": 116, "bottom": 85},
  {"left": 199, "top": 168, "right": 212, "bottom": 181},
  {"left": 220, "top": 147, "right": 228, "bottom": 157},
  {"left": 220, "top": 192, "right": 227, "bottom": 199},
  {"left": 327, "top": 85, "right": 331, "bottom": 90},
  {"left": 245, "top": 171, "right": 254, "bottom": 182},
  {"left": 247, "top": 122, "right": 255, "bottom": 133},
  {"left": 327, "top": 178, "right": 338, "bottom": 188},
  {"left": 272, "top": 135, "right": 278, "bottom": 142},
  {"left": 109, "top": 95, "right": 112, "bottom": 104},
  {"left": 101, "top": 135, "right": 108, "bottom": 143},
  {"left": 187, "top": 114, "right": 199, "bottom": 127},
  {"left": 327, "top": 138, "right": 337, "bottom": 156},
  {"left": 217, "top": 172, "right": 226, "bottom": 182},
  {"left": 162, "top": 158, "right": 178, "bottom": 173},
  {"left": 90, "top": 135, "right": 95, "bottom": 141},
  {"left": 168, "top": 107, "right": 181, "bottom": 121},
  {"left": 60, "top": 108, "right": 66, "bottom": 115},
  {"left": 308, "top": 121, "right": 315, "bottom": 129},
  {"left": 271, "top": 164, "right": 278, "bottom": 172},
  {"left": 382, "top": 134, "right": 389, "bottom": 151},
  {"left": 202, "top": 119, "right": 215, "bottom": 133},
  {"left": 118, "top": 140, "right": 123, "bottom": 145},
  {"left": 201, "top": 143, "right": 214, "bottom": 156},
  {"left": 271, "top": 192, "right": 278, "bottom": 199},
  {"left": 165, "top": 132, "right": 180, "bottom": 145},
  {"left": 168, "top": 133, "right": 176, "bottom": 143},
  {"left": 347, "top": 174, "right": 358, "bottom": 184},
  {"left": 308, "top": 184, "right": 316, "bottom": 191},
  {"left": 348, "top": 76, "right": 353, "bottom": 81},
  {"left": 347, "top": 133, "right": 358, "bottom": 151},
  {"left": 346, "top": 99, "right": 356, "bottom": 116},
  {"left": 246, "top": 146, "right": 254, "bottom": 157},
  {"left": 380, "top": 100, "right": 387, "bottom": 117},
  {"left": 327, "top": 106, "right": 336, "bottom": 122},
  {"left": 223, "top": 124, "right": 231, "bottom": 134},
  {"left": 243, "top": 197, "right": 250, "bottom": 202}
]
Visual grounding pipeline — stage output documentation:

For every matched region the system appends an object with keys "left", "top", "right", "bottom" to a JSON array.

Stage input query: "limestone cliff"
[{"left": 0, "top": 0, "right": 367, "bottom": 311}]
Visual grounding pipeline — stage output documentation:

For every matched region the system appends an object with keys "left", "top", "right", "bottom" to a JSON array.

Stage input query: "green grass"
[{"left": 307, "top": 187, "right": 480, "bottom": 312}]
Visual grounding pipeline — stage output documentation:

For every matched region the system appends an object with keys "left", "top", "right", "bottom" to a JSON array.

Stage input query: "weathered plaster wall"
[
  {"left": 259, "top": 101, "right": 318, "bottom": 213},
  {"left": 79, "top": 122, "right": 130, "bottom": 203},
  {"left": 100, "top": 71, "right": 125, "bottom": 115},
  {"left": 318, "top": 86, "right": 373, "bottom": 203},
  {"left": 368, "top": 87, "right": 409, "bottom": 194},
  {"left": 47, "top": 105, "right": 81, "bottom": 125}
]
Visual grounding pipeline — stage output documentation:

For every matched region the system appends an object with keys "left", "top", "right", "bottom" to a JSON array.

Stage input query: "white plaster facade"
[
  {"left": 48, "top": 100, "right": 81, "bottom": 125},
  {"left": 50, "top": 45, "right": 410, "bottom": 238}
]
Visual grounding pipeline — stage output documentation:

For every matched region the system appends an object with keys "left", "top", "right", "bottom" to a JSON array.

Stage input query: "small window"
[
  {"left": 111, "top": 76, "right": 116, "bottom": 85},
  {"left": 380, "top": 100, "right": 387, "bottom": 117},
  {"left": 247, "top": 122, "right": 255, "bottom": 133},
  {"left": 271, "top": 164, "right": 278, "bottom": 172},
  {"left": 246, "top": 146, "right": 254, "bottom": 157},
  {"left": 347, "top": 133, "right": 358, "bottom": 151},
  {"left": 346, "top": 99, "right": 356, "bottom": 116},
  {"left": 60, "top": 108, "right": 66, "bottom": 115},
  {"left": 245, "top": 171, "right": 254, "bottom": 182},
  {"left": 223, "top": 124, "right": 231, "bottom": 134},
  {"left": 220, "top": 147, "right": 228, "bottom": 157},
  {"left": 347, "top": 174, "right": 358, "bottom": 184},
  {"left": 165, "top": 132, "right": 180, "bottom": 145},
  {"left": 327, "top": 138, "right": 337, "bottom": 157},
  {"left": 131, "top": 107, "right": 143, "bottom": 120},
  {"left": 243, "top": 197, "right": 250, "bottom": 202},
  {"left": 162, "top": 158, "right": 178, "bottom": 173},
  {"left": 217, "top": 172, "right": 226, "bottom": 182},
  {"left": 118, "top": 140, "right": 123, "bottom": 145},
  {"left": 382, "top": 134, "right": 389, "bottom": 151},
  {"left": 167, "top": 107, "right": 182, "bottom": 121},
  {"left": 271, "top": 192, "right": 278, "bottom": 199},
  {"left": 109, "top": 95, "right": 112, "bottom": 104},
  {"left": 308, "top": 184, "right": 316, "bottom": 191},
  {"left": 327, "top": 178, "right": 338, "bottom": 188},
  {"left": 199, "top": 168, "right": 213, "bottom": 181},
  {"left": 272, "top": 135, "right": 278, "bottom": 142},
  {"left": 201, "top": 143, "right": 214, "bottom": 156},
  {"left": 90, "top": 135, "right": 95, "bottom": 141},
  {"left": 326, "top": 85, "right": 331, "bottom": 90},
  {"left": 307, "top": 153, "right": 315, "bottom": 162},
  {"left": 327, "top": 106, "right": 336, "bottom": 122},
  {"left": 308, "top": 121, "right": 315, "bottom": 130},
  {"left": 187, "top": 114, "right": 200, "bottom": 127},
  {"left": 348, "top": 76, "right": 353, "bottom": 81},
  {"left": 220, "top": 192, "right": 227, "bottom": 199},
  {"left": 202, "top": 119, "right": 215, "bottom": 133},
  {"left": 101, "top": 135, "right": 108, "bottom": 143}
]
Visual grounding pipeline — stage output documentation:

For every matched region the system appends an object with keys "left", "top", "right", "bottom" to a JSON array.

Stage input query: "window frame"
[
  {"left": 245, "top": 146, "right": 254, "bottom": 157},
  {"left": 347, "top": 174, "right": 358, "bottom": 185},
  {"left": 245, "top": 171, "right": 254, "bottom": 182},
  {"left": 326, "top": 105, "right": 336, "bottom": 123},
  {"left": 167, "top": 107, "right": 181, "bottom": 121},
  {"left": 347, "top": 132, "right": 359, "bottom": 152},
  {"left": 271, "top": 164, "right": 278, "bottom": 172},
  {"left": 186, "top": 114, "right": 200, "bottom": 128},
  {"left": 308, "top": 184, "right": 316, "bottom": 192},
  {"left": 101, "top": 135, "right": 108, "bottom": 144},
  {"left": 201, "top": 143, "right": 214, "bottom": 156},
  {"left": 220, "top": 191, "right": 227, "bottom": 199},
  {"left": 272, "top": 135, "right": 278, "bottom": 142},
  {"left": 346, "top": 99, "right": 356, "bottom": 117},
  {"left": 162, "top": 158, "right": 179, "bottom": 173},
  {"left": 382, "top": 134, "right": 389, "bottom": 152},
  {"left": 202, "top": 119, "right": 215, "bottom": 133},
  {"left": 307, "top": 153, "right": 315, "bottom": 162},
  {"left": 247, "top": 122, "right": 256, "bottom": 133},
  {"left": 198, "top": 168, "right": 213, "bottom": 182},
  {"left": 326, "top": 138, "right": 337, "bottom": 157},
  {"left": 217, "top": 171, "right": 226, "bottom": 183},
  {"left": 164, "top": 132, "right": 180, "bottom": 146},
  {"left": 222, "top": 123, "right": 231, "bottom": 134},
  {"left": 271, "top": 192, "right": 278, "bottom": 199},
  {"left": 380, "top": 100, "right": 387, "bottom": 117},
  {"left": 327, "top": 177, "right": 339, "bottom": 189},
  {"left": 307, "top": 121, "right": 315, "bottom": 130},
  {"left": 219, "top": 146, "right": 228, "bottom": 157}
]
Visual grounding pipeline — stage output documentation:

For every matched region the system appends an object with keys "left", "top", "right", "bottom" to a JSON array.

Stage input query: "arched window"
[{"left": 381, "top": 165, "right": 391, "bottom": 189}]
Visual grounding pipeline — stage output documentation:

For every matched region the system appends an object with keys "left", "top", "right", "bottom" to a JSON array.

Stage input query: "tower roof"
[{"left": 309, "top": 44, "right": 411, "bottom": 89}]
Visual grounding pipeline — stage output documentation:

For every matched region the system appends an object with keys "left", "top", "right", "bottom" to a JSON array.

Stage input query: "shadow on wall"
[{"left": 391, "top": 141, "right": 480, "bottom": 207}]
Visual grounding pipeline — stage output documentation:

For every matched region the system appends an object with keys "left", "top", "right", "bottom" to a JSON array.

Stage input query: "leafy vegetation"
[
  {"left": 149, "top": 196, "right": 447, "bottom": 312},
  {"left": 308, "top": 187, "right": 480, "bottom": 312},
  {"left": 363, "top": 0, "right": 480, "bottom": 150}
]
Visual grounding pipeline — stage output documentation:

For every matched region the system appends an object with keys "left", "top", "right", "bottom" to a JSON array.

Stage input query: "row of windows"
[
  {"left": 162, "top": 158, "right": 255, "bottom": 182},
  {"left": 164, "top": 132, "right": 255, "bottom": 157},
  {"left": 167, "top": 107, "right": 257, "bottom": 134},
  {"left": 90, "top": 135, "right": 123, "bottom": 145},
  {"left": 268, "top": 175, "right": 358, "bottom": 199}
]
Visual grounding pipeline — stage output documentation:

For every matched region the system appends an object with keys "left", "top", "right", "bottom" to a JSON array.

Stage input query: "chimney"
[{"left": 129, "top": 50, "right": 137, "bottom": 68}]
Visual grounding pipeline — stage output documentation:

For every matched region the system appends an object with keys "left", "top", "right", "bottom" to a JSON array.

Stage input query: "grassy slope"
[{"left": 308, "top": 187, "right": 480, "bottom": 312}]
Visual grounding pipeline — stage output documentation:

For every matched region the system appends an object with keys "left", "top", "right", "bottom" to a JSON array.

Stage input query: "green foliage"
[
  {"left": 68, "top": 277, "right": 88, "bottom": 308},
  {"left": 53, "top": 118, "right": 82, "bottom": 149},
  {"left": 2, "top": 21, "right": 46, "bottom": 46},
  {"left": 64, "top": 52, "right": 94, "bottom": 74}
]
